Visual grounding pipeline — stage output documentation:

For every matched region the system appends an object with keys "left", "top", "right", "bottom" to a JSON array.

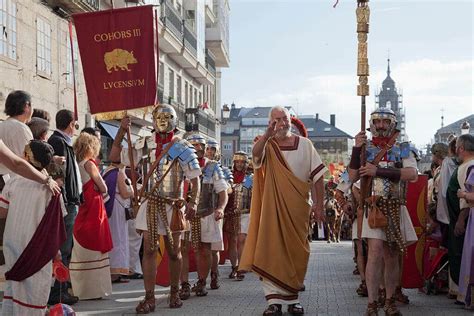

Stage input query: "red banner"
[
  {"left": 73, "top": 6, "right": 156, "bottom": 114},
  {"left": 402, "top": 174, "right": 428, "bottom": 289}
]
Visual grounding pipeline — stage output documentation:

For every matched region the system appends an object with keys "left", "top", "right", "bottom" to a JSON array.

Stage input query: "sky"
[{"left": 221, "top": 0, "right": 474, "bottom": 150}]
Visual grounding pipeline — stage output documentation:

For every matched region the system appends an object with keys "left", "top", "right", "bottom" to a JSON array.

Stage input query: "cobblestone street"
[{"left": 74, "top": 241, "right": 469, "bottom": 315}]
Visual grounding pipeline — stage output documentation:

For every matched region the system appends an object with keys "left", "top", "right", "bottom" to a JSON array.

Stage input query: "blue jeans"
[{"left": 61, "top": 204, "right": 78, "bottom": 266}]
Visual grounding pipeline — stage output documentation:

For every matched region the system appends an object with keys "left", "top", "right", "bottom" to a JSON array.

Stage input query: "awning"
[{"left": 98, "top": 121, "right": 150, "bottom": 148}]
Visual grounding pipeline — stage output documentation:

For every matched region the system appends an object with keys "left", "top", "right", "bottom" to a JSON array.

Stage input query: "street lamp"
[
  {"left": 461, "top": 120, "right": 470, "bottom": 135},
  {"left": 221, "top": 104, "right": 230, "bottom": 124}
]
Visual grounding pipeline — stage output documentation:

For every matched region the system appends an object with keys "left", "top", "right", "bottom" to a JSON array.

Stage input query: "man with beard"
[
  {"left": 348, "top": 107, "right": 418, "bottom": 316},
  {"left": 134, "top": 104, "right": 201, "bottom": 313},
  {"left": 240, "top": 106, "right": 326, "bottom": 316},
  {"left": 182, "top": 134, "right": 228, "bottom": 297},
  {"left": 224, "top": 151, "right": 253, "bottom": 281},
  {"left": 446, "top": 134, "right": 474, "bottom": 304}
]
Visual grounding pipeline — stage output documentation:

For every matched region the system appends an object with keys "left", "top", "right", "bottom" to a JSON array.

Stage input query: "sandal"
[
  {"left": 263, "top": 304, "right": 282, "bottom": 316},
  {"left": 356, "top": 280, "right": 368, "bottom": 297},
  {"left": 229, "top": 266, "right": 238, "bottom": 279},
  {"left": 194, "top": 279, "right": 208, "bottom": 297},
  {"left": 383, "top": 297, "right": 402, "bottom": 316},
  {"left": 378, "top": 288, "right": 386, "bottom": 307},
  {"left": 135, "top": 290, "right": 155, "bottom": 314},
  {"left": 210, "top": 271, "right": 220, "bottom": 289},
  {"left": 236, "top": 270, "right": 245, "bottom": 281},
  {"left": 169, "top": 285, "right": 183, "bottom": 308},
  {"left": 288, "top": 303, "right": 305, "bottom": 315},
  {"left": 179, "top": 282, "right": 191, "bottom": 300},
  {"left": 365, "top": 301, "right": 378, "bottom": 316},
  {"left": 394, "top": 286, "right": 409, "bottom": 304}
]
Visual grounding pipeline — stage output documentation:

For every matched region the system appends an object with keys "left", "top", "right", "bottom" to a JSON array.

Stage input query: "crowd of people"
[{"left": 0, "top": 90, "right": 472, "bottom": 316}]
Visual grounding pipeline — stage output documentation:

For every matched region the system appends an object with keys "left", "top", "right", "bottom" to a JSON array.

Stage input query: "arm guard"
[
  {"left": 375, "top": 167, "right": 401, "bottom": 182},
  {"left": 349, "top": 146, "right": 362, "bottom": 169}
]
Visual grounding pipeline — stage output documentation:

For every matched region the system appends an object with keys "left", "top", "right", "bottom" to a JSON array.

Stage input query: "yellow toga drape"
[{"left": 239, "top": 139, "right": 312, "bottom": 294}]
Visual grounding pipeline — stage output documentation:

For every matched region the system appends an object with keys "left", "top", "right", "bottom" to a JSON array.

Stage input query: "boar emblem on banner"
[{"left": 104, "top": 48, "right": 138, "bottom": 73}]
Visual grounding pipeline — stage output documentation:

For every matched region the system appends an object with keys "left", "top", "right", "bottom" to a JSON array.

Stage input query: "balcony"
[
  {"left": 185, "top": 108, "right": 216, "bottom": 138},
  {"left": 205, "top": 49, "right": 216, "bottom": 77},
  {"left": 183, "top": 21, "right": 197, "bottom": 57},
  {"left": 161, "top": 1, "right": 183, "bottom": 41},
  {"left": 47, "top": 0, "right": 99, "bottom": 13},
  {"left": 205, "top": 1, "right": 230, "bottom": 67}
]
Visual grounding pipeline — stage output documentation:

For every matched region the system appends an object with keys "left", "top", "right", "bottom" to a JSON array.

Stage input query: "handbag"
[{"left": 114, "top": 197, "right": 133, "bottom": 221}]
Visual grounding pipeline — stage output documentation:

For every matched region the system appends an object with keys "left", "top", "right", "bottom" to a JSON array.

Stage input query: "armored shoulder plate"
[
  {"left": 166, "top": 139, "right": 200, "bottom": 171},
  {"left": 339, "top": 169, "right": 350, "bottom": 184},
  {"left": 399, "top": 142, "right": 420, "bottom": 160},
  {"left": 203, "top": 160, "right": 225, "bottom": 181},
  {"left": 222, "top": 166, "right": 234, "bottom": 184},
  {"left": 243, "top": 174, "right": 253, "bottom": 189}
]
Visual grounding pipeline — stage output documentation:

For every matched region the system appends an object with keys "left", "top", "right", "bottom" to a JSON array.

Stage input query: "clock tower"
[{"left": 375, "top": 58, "right": 407, "bottom": 141}]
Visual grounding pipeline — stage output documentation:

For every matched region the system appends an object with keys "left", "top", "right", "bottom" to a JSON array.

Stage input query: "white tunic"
[{"left": 0, "top": 176, "right": 52, "bottom": 316}]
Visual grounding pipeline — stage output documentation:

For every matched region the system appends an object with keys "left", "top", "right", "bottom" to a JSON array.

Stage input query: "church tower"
[{"left": 375, "top": 59, "right": 406, "bottom": 141}]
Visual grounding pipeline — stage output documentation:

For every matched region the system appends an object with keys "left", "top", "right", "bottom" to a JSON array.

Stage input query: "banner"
[
  {"left": 402, "top": 174, "right": 428, "bottom": 289},
  {"left": 73, "top": 6, "right": 156, "bottom": 115}
]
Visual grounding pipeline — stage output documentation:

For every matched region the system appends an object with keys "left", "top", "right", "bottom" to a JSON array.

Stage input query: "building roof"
[
  {"left": 240, "top": 106, "right": 295, "bottom": 119},
  {"left": 300, "top": 117, "right": 353, "bottom": 139},
  {"left": 221, "top": 130, "right": 240, "bottom": 137},
  {"left": 436, "top": 114, "right": 474, "bottom": 135}
]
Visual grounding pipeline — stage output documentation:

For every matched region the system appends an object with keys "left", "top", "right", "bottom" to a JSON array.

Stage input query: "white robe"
[
  {"left": 1, "top": 176, "right": 52, "bottom": 316},
  {"left": 109, "top": 192, "right": 131, "bottom": 275}
]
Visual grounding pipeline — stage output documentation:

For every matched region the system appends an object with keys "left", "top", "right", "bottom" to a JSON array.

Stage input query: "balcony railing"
[
  {"left": 48, "top": 0, "right": 99, "bottom": 13},
  {"left": 162, "top": 0, "right": 183, "bottom": 40},
  {"left": 183, "top": 21, "right": 197, "bottom": 57},
  {"left": 205, "top": 49, "right": 216, "bottom": 77}
]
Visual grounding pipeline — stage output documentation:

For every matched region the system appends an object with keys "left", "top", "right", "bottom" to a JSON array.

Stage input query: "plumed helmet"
[
  {"left": 186, "top": 133, "right": 206, "bottom": 146},
  {"left": 369, "top": 107, "right": 397, "bottom": 137},
  {"left": 152, "top": 103, "right": 177, "bottom": 133},
  {"left": 233, "top": 151, "right": 248, "bottom": 163}
]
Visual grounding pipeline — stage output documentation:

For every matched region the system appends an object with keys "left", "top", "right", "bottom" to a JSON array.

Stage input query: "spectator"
[
  {"left": 27, "top": 117, "right": 49, "bottom": 141},
  {"left": 47, "top": 109, "right": 81, "bottom": 305},
  {"left": 32, "top": 108, "right": 51, "bottom": 122}
]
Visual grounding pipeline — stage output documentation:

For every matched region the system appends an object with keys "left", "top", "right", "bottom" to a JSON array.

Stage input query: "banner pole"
[{"left": 68, "top": 21, "right": 78, "bottom": 121}]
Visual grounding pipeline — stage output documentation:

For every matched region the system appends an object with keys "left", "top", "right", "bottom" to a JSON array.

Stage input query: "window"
[
  {"left": 176, "top": 75, "right": 182, "bottom": 103},
  {"left": 189, "top": 84, "right": 193, "bottom": 107},
  {"left": 193, "top": 88, "right": 197, "bottom": 107},
  {"left": 0, "top": 0, "right": 17, "bottom": 60},
  {"left": 168, "top": 69, "right": 174, "bottom": 100},
  {"left": 36, "top": 17, "right": 52, "bottom": 76},
  {"left": 158, "top": 62, "right": 164, "bottom": 87},
  {"left": 66, "top": 34, "right": 78, "bottom": 85},
  {"left": 223, "top": 142, "right": 232, "bottom": 151},
  {"left": 184, "top": 81, "right": 189, "bottom": 107}
]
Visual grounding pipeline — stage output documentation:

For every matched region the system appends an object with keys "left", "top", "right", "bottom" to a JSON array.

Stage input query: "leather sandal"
[
  {"left": 210, "top": 271, "right": 220, "bottom": 289},
  {"left": 378, "top": 288, "right": 386, "bottom": 307},
  {"left": 365, "top": 301, "right": 379, "bottom": 316},
  {"left": 236, "top": 270, "right": 245, "bottom": 281},
  {"left": 356, "top": 280, "right": 368, "bottom": 297},
  {"left": 179, "top": 282, "right": 191, "bottom": 300},
  {"left": 288, "top": 303, "right": 305, "bottom": 315},
  {"left": 168, "top": 285, "right": 183, "bottom": 308},
  {"left": 135, "top": 290, "right": 155, "bottom": 314},
  {"left": 262, "top": 304, "right": 282, "bottom": 316},
  {"left": 394, "top": 286, "right": 409, "bottom": 304},
  {"left": 229, "top": 266, "right": 238, "bottom": 279},
  {"left": 194, "top": 279, "right": 208, "bottom": 297},
  {"left": 383, "top": 297, "right": 402, "bottom": 316}
]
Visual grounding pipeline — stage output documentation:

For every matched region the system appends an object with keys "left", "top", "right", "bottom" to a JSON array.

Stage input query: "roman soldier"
[
  {"left": 224, "top": 151, "right": 253, "bottom": 281},
  {"left": 183, "top": 134, "right": 228, "bottom": 297},
  {"left": 133, "top": 104, "right": 201, "bottom": 313},
  {"left": 348, "top": 107, "right": 419, "bottom": 316}
]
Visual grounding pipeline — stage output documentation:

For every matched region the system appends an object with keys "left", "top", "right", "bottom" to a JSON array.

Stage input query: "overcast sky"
[{"left": 221, "top": 0, "right": 473, "bottom": 149}]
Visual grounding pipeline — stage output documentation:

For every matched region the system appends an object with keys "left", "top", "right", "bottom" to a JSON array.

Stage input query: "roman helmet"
[
  {"left": 186, "top": 133, "right": 206, "bottom": 146},
  {"left": 152, "top": 103, "right": 177, "bottom": 133},
  {"left": 369, "top": 107, "right": 397, "bottom": 137},
  {"left": 206, "top": 138, "right": 220, "bottom": 161}
]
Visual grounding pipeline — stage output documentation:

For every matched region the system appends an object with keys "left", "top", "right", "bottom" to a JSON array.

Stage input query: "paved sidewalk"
[{"left": 73, "top": 241, "right": 470, "bottom": 315}]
